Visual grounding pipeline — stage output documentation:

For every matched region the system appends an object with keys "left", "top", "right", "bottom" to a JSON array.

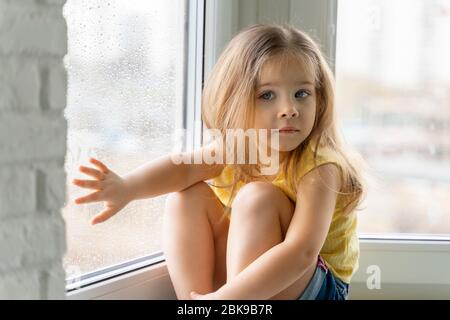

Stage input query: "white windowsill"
[{"left": 66, "top": 238, "right": 450, "bottom": 300}]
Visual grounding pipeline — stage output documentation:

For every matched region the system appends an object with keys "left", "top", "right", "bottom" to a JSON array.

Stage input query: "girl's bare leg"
[
  {"left": 226, "top": 181, "right": 317, "bottom": 300},
  {"left": 163, "top": 181, "right": 229, "bottom": 300}
]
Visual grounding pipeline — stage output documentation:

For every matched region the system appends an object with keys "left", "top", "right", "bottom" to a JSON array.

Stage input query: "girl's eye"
[
  {"left": 259, "top": 91, "right": 274, "bottom": 100},
  {"left": 295, "top": 90, "right": 310, "bottom": 99}
]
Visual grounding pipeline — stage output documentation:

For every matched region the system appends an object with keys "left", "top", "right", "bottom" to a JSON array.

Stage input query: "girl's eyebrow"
[{"left": 257, "top": 80, "right": 314, "bottom": 87}]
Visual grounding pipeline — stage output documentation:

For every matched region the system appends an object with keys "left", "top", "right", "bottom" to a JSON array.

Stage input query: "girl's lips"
[
  {"left": 278, "top": 127, "right": 300, "bottom": 133},
  {"left": 278, "top": 126, "right": 299, "bottom": 132}
]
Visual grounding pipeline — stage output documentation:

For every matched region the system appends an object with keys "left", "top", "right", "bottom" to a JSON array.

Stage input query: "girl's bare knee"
[
  {"left": 231, "top": 181, "right": 294, "bottom": 231},
  {"left": 165, "top": 182, "right": 210, "bottom": 207},
  {"left": 232, "top": 182, "right": 284, "bottom": 211},
  {"left": 164, "top": 181, "right": 224, "bottom": 229}
]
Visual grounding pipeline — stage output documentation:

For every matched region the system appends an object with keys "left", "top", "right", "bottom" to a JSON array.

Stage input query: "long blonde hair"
[{"left": 202, "top": 23, "right": 369, "bottom": 219}]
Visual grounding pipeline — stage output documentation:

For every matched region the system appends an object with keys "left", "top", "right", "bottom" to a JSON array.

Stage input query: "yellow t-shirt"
[{"left": 207, "top": 139, "right": 360, "bottom": 284}]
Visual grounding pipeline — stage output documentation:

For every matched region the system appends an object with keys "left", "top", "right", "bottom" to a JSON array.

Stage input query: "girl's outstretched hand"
[{"left": 72, "top": 157, "right": 131, "bottom": 225}]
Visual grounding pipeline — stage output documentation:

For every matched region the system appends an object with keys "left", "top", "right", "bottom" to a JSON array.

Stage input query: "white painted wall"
[{"left": 0, "top": 0, "right": 67, "bottom": 299}]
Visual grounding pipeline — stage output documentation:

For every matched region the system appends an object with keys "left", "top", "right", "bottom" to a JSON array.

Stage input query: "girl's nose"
[{"left": 279, "top": 106, "right": 299, "bottom": 119}]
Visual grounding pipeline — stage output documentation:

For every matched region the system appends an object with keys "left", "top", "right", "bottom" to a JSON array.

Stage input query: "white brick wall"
[{"left": 0, "top": 0, "right": 67, "bottom": 299}]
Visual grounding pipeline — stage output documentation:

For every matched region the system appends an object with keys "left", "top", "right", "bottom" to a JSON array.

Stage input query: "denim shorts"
[{"left": 297, "top": 255, "right": 350, "bottom": 300}]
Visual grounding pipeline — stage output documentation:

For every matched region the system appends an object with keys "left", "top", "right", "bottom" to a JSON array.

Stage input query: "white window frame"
[{"left": 66, "top": 0, "right": 450, "bottom": 299}]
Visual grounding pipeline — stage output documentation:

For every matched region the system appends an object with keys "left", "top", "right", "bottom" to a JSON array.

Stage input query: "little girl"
[{"left": 72, "top": 23, "right": 368, "bottom": 300}]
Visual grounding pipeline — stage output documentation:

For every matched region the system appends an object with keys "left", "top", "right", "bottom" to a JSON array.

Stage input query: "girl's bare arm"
[
  {"left": 123, "top": 141, "right": 225, "bottom": 201},
  {"left": 72, "top": 141, "right": 224, "bottom": 224}
]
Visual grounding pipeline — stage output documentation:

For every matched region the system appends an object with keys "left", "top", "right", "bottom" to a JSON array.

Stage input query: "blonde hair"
[{"left": 202, "top": 23, "right": 370, "bottom": 219}]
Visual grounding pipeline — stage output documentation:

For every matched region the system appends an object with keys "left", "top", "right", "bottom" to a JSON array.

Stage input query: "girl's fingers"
[
  {"left": 79, "top": 166, "right": 105, "bottom": 180},
  {"left": 91, "top": 208, "right": 116, "bottom": 225},
  {"left": 74, "top": 190, "right": 102, "bottom": 204},
  {"left": 89, "top": 158, "right": 109, "bottom": 174},
  {"left": 72, "top": 179, "right": 102, "bottom": 190}
]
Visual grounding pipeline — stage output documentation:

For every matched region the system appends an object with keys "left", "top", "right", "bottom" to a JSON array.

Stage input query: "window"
[
  {"left": 336, "top": 0, "right": 450, "bottom": 237},
  {"left": 63, "top": 0, "right": 190, "bottom": 283}
]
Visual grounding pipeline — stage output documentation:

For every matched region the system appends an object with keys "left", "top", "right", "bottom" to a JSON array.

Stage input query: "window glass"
[
  {"left": 63, "top": 0, "right": 186, "bottom": 276},
  {"left": 336, "top": 0, "right": 450, "bottom": 237}
]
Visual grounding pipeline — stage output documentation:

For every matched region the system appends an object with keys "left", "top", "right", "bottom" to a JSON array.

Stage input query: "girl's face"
[{"left": 254, "top": 56, "right": 317, "bottom": 161}]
